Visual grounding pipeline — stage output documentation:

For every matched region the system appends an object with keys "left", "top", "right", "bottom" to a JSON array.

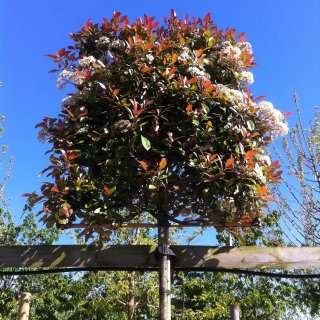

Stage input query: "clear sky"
[{"left": 0, "top": 0, "right": 319, "bottom": 244}]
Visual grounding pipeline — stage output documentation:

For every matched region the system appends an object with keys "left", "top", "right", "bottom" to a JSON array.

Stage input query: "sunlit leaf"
[
  {"left": 259, "top": 186, "right": 268, "bottom": 196},
  {"left": 139, "top": 161, "right": 148, "bottom": 171},
  {"left": 51, "top": 186, "right": 59, "bottom": 192},
  {"left": 225, "top": 158, "right": 234, "bottom": 168},
  {"left": 159, "top": 158, "right": 167, "bottom": 170},
  {"left": 141, "top": 135, "right": 151, "bottom": 151}
]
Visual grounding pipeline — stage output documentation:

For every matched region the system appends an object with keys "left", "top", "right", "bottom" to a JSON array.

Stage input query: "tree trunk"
[
  {"left": 230, "top": 304, "right": 240, "bottom": 320},
  {"left": 128, "top": 271, "right": 135, "bottom": 320},
  {"left": 127, "top": 228, "right": 140, "bottom": 319},
  {"left": 158, "top": 217, "right": 170, "bottom": 320},
  {"left": 17, "top": 292, "right": 31, "bottom": 320}
]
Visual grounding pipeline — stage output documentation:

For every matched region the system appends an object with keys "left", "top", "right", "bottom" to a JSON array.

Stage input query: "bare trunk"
[
  {"left": 127, "top": 227, "right": 140, "bottom": 320},
  {"left": 17, "top": 292, "right": 31, "bottom": 320},
  {"left": 230, "top": 304, "right": 240, "bottom": 320},
  {"left": 128, "top": 271, "right": 135, "bottom": 320},
  {"left": 158, "top": 217, "right": 170, "bottom": 320}
]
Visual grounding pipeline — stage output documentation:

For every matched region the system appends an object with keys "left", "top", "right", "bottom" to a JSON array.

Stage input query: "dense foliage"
[{"left": 26, "top": 11, "right": 288, "bottom": 234}]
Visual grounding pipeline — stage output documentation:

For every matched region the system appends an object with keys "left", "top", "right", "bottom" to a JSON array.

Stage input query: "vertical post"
[
  {"left": 230, "top": 304, "right": 240, "bottom": 320},
  {"left": 18, "top": 292, "right": 31, "bottom": 320},
  {"left": 158, "top": 220, "right": 170, "bottom": 320},
  {"left": 167, "top": 254, "right": 171, "bottom": 319}
]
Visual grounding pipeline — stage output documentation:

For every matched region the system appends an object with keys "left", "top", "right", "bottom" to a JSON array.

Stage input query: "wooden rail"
[{"left": 1, "top": 245, "right": 320, "bottom": 269}]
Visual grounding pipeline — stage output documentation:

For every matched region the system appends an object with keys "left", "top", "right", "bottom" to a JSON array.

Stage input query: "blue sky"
[{"left": 0, "top": 0, "right": 319, "bottom": 244}]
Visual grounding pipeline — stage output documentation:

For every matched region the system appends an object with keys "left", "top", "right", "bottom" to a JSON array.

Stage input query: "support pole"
[
  {"left": 158, "top": 220, "right": 170, "bottom": 320},
  {"left": 18, "top": 292, "right": 31, "bottom": 320},
  {"left": 230, "top": 304, "right": 240, "bottom": 320}
]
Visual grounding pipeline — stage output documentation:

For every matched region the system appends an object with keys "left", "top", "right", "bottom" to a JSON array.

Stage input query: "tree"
[
  {"left": 273, "top": 90, "right": 320, "bottom": 246},
  {"left": 170, "top": 211, "right": 320, "bottom": 320},
  {"left": 28, "top": 10, "right": 287, "bottom": 233},
  {"left": 24, "top": 10, "right": 289, "bottom": 318}
]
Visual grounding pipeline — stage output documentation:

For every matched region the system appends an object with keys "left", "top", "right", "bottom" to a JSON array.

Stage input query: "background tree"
[
  {"left": 273, "top": 90, "right": 320, "bottom": 246},
  {"left": 170, "top": 211, "right": 320, "bottom": 320}
]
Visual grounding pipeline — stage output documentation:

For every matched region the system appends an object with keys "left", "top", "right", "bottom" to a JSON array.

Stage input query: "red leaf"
[
  {"left": 85, "top": 19, "right": 93, "bottom": 30},
  {"left": 159, "top": 158, "right": 167, "bottom": 170},
  {"left": 51, "top": 186, "right": 59, "bottom": 192},
  {"left": 187, "top": 78, "right": 197, "bottom": 85},
  {"left": 104, "top": 186, "right": 111, "bottom": 196},
  {"left": 44, "top": 54, "right": 57, "bottom": 59},
  {"left": 283, "top": 112, "right": 293, "bottom": 117},
  {"left": 237, "top": 32, "right": 246, "bottom": 39},
  {"left": 259, "top": 186, "right": 268, "bottom": 196},
  {"left": 225, "top": 158, "right": 234, "bottom": 168},
  {"left": 22, "top": 193, "right": 34, "bottom": 197},
  {"left": 48, "top": 69, "right": 61, "bottom": 73},
  {"left": 139, "top": 161, "right": 147, "bottom": 171},
  {"left": 141, "top": 67, "right": 153, "bottom": 73},
  {"left": 209, "top": 154, "right": 217, "bottom": 161},
  {"left": 250, "top": 132, "right": 260, "bottom": 138},
  {"left": 261, "top": 196, "right": 276, "bottom": 203},
  {"left": 253, "top": 95, "right": 266, "bottom": 102},
  {"left": 35, "top": 122, "right": 48, "bottom": 129},
  {"left": 167, "top": 67, "right": 177, "bottom": 77},
  {"left": 204, "top": 12, "right": 211, "bottom": 23},
  {"left": 245, "top": 150, "right": 256, "bottom": 159},
  {"left": 77, "top": 112, "right": 88, "bottom": 119}
]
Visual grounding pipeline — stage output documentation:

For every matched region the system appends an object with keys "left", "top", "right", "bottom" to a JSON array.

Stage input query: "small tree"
[
  {"left": 28, "top": 10, "right": 287, "bottom": 235},
  {"left": 273, "top": 90, "right": 320, "bottom": 246},
  {"left": 26, "top": 11, "right": 288, "bottom": 318}
]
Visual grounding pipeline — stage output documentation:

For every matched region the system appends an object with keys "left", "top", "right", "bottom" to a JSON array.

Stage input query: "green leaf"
[
  {"left": 141, "top": 135, "right": 151, "bottom": 151},
  {"left": 46, "top": 216, "right": 55, "bottom": 229},
  {"left": 247, "top": 120, "right": 255, "bottom": 131}
]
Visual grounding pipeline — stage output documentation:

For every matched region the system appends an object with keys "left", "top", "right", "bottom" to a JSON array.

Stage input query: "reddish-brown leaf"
[
  {"left": 51, "top": 186, "right": 59, "bottom": 192},
  {"left": 261, "top": 196, "right": 276, "bottom": 203},
  {"left": 159, "top": 158, "right": 167, "bottom": 170},
  {"left": 225, "top": 158, "right": 234, "bottom": 168},
  {"left": 139, "top": 161, "right": 147, "bottom": 171},
  {"left": 259, "top": 186, "right": 268, "bottom": 196}
]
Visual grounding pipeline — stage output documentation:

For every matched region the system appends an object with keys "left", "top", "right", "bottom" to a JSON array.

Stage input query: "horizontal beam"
[
  {"left": 70, "top": 221, "right": 255, "bottom": 229},
  {"left": 1, "top": 245, "right": 320, "bottom": 270}
]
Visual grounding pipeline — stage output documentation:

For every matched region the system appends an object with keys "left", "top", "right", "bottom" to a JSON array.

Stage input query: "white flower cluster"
[
  {"left": 235, "top": 71, "right": 254, "bottom": 85},
  {"left": 111, "top": 120, "right": 132, "bottom": 132},
  {"left": 215, "top": 84, "right": 247, "bottom": 107},
  {"left": 75, "top": 123, "right": 89, "bottom": 134},
  {"left": 219, "top": 41, "right": 242, "bottom": 65},
  {"left": 215, "top": 41, "right": 253, "bottom": 74},
  {"left": 178, "top": 47, "right": 192, "bottom": 62},
  {"left": 57, "top": 70, "right": 83, "bottom": 90},
  {"left": 61, "top": 96, "right": 75, "bottom": 111},
  {"left": 187, "top": 66, "right": 210, "bottom": 81},
  {"left": 247, "top": 163, "right": 266, "bottom": 184},
  {"left": 223, "top": 122, "right": 242, "bottom": 134},
  {"left": 78, "top": 56, "right": 96, "bottom": 68},
  {"left": 96, "top": 36, "right": 125, "bottom": 50},
  {"left": 237, "top": 41, "right": 253, "bottom": 55},
  {"left": 256, "top": 154, "right": 271, "bottom": 167},
  {"left": 218, "top": 197, "right": 237, "bottom": 214},
  {"left": 257, "top": 101, "right": 289, "bottom": 137},
  {"left": 110, "top": 39, "right": 125, "bottom": 49},
  {"left": 96, "top": 36, "right": 110, "bottom": 49}
]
